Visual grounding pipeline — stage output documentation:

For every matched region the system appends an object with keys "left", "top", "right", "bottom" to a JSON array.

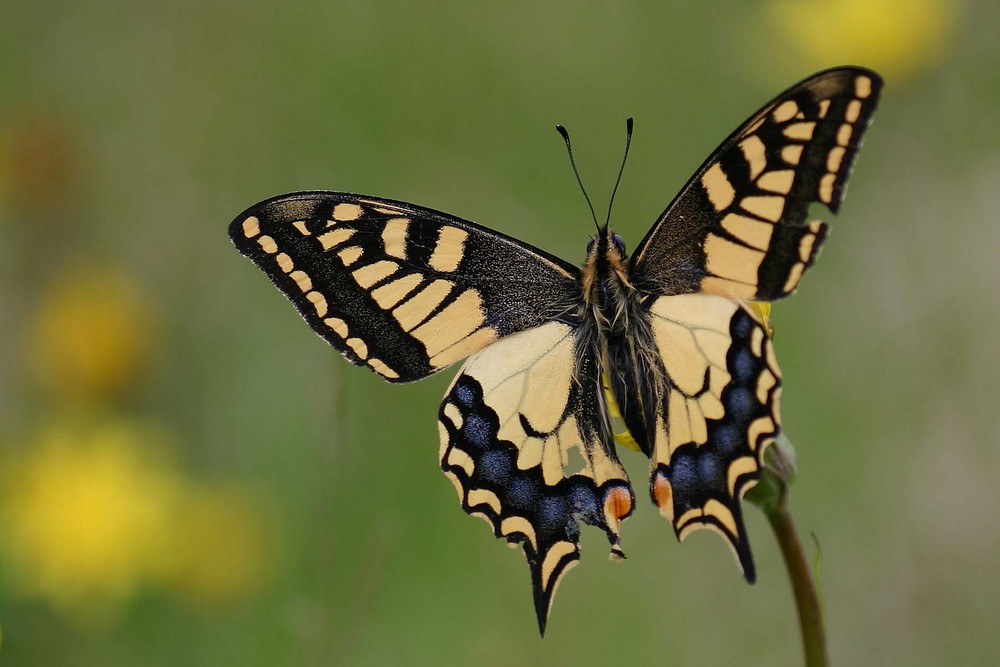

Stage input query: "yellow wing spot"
[
  {"left": 324, "top": 317, "right": 348, "bottom": 338},
  {"left": 727, "top": 456, "right": 758, "bottom": 495},
  {"left": 257, "top": 235, "right": 277, "bottom": 254},
  {"left": 317, "top": 228, "right": 354, "bottom": 251},
  {"left": 818, "top": 173, "right": 837, "bottom": 204},
  {"left": 292, "top": 220, "right": 311, "bottom": 236},
  {"left": 756, "top": 169, "right": 795, "bottom": 195},
  {"left": 675, "top": 509, "right": 702, "bottom": 533},
  {"left": 276, "top": 252, "right": 293, "bottom": 273},
  {"left": 783, "top": 122, "right": 816, "bottom": 141},
  {"left": 332, "top": 202, "right": 363, "bottom": 221},
  {"left": 782, "top": 262, "right": 805, "bottom": 294},
  {"left": 798, "top": 232, "right": 818, "bottom": 262},
  {"left": 381, "top": 217, "right": 409, "bottom": 259},
  {"left": 337, "top": 246, "right": 363, "bottom": 266},
  {"left": 290, "top": 270, "right": 312, "bottom": 292},
  {"left": 352, "top": 260, "right": 399, "bottom": 289},
  {"left": 368, "top": 357, "right": 399, "bottom": 380},
  {"left": 346, "top": 337, "right": 368, "bottom": 360},
  {"left": 741, "top": 195, "right": 785, "bottom": 223},
  {"left": 772, "top": 100, "right": 799, "bottom": 123},
  {"left": 747, "top": 416, "right": 776, "bottom": 450},
  {"left": 721, "top": 214, "right": 774, "bottom": 252},
  {"left": 703, "top": 499, "right": 738, "bottom": 536},
  {"left": 781, "top": 144, "right": 803, "bottom": 165},
  {"left": 500, "top": 516, "right": 537, "bottom": 551},
  {"left": 446, "top": 446, "right": 475, "bottom": 476},
  {"left": 702, "top": 163, "right": 736, "bottom": 212},
  {"left": 467, "top": 488, "right": 502, "bottom": 514},
  {"left": 697, "top": 389, "right": 724, "bottom": 420},
  {"left": 817, "top": 99, "right": 831, "bottom": 118},
  {"left": 429, "top": 227, "right": 469, "bottom": 273},
  {"left": 516, "top": 436, "right": 544, "bottom": 471},
  {"left": 756, "top": 368, "right": 777, "bottom": 404},
  {"left": 837, "top": 124, "right": 853, "bottom": 147},
  {"left": 738, "top": 135, "right": 767, "bottom": 180},
  {"left": 845, "top": 99, "right": 862, "bottom": 123},
  {"left": 371, "top": 273, "right": 423, "bottom": 309},
  {"left": 750, "top": 326, "right": 764, "bottom": 357},
  {"left": 826, "top": 146, "right": 846, "bottom": 173},
  {"left": 540, "top": 541, "right": 577, "bottom": 590},
  {"left": 412, "top": 290, "right": 486, "bottom": 357},
  {"left": 393, "top": 279, "right": 453, "bottom": 331},
  {"left": 442, "top": 402, "right": 463, "bottom": 430},
  {"left": 242, "top": 216, "right": 260, "bottom": 238},
  {"left": 704, "top": 234, "right": 763, "bottom": 285},
  {"left": 854, "top": 75, "right": 872, "bottom": 99},
  {"left": 306, "top": 291, "right": 328, "bottom": 318}
]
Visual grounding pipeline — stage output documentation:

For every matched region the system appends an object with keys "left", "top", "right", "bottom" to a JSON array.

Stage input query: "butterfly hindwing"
[
  {"left": 438, "top": 321, "right": 634, "bottom": 634},
  {"left": 644, "top": 294, "right": 781, "bottom": 580},
  {"left": 230, "top": 192, "right": 580, "bottom": 382},
  {"left": 629, "top": 67, "right": 882, "bottom": 300}
]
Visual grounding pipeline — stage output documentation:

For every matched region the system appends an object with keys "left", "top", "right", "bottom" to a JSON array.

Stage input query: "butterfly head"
[
  {"left": 582, "top": 227, "right": 633, "bottom": 317},
  {"left": 585, "top": 229, "right": 628, "bottom": 262}
]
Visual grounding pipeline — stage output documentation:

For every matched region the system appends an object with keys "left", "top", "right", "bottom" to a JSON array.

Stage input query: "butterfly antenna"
[
  {"left": 556, "top": 124, "right": 601, "bottom": 232},
  {"left": 605, "top": 117, "right": 634, "bottom": 227}
]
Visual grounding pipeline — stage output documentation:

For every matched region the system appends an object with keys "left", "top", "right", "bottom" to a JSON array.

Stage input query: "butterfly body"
[{"left": 231, "top": 67, "right": 882, "bottom": 634}]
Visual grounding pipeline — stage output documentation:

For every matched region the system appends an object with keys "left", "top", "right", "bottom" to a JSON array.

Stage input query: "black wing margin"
[
  {"left": 230, "top": 191, "right": 581, "bottom": 382},
  {"left": 629, "top": 67, "right": 882, "bottom": 300}
]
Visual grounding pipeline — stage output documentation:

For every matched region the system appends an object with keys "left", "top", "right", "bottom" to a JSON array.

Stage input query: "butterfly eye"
[
  {"left": 613, "top": 234, "right": 626, "bottom": 255},
  {"left": 586, "top": 238, "right": 596, "bottom": 254}
]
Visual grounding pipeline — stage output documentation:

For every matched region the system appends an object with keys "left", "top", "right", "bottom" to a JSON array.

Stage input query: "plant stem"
[{"left": 764, "top": 487, "right": 828, "bottom": 667}]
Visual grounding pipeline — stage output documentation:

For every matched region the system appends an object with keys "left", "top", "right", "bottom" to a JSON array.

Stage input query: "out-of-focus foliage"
[{"left": 1, "top": 1, "right": 998, "bottom": 665}]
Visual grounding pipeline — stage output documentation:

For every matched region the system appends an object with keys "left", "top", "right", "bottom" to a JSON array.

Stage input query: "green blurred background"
[{"left": 2, "top": 1, "right": 998, "bottom": 665}]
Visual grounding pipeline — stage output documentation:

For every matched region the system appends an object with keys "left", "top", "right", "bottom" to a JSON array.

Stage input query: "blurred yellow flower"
[
  {"left": 27, "top": 267, "right": 152, "bottom": 401},
  {"left": 0, "top": 419, "right": 278, "bottom": 624},
  {"left": 0, "top": 421, "right": 181, "bottom": 617},
  {"left": 766, "top": 0, "right": 961, "bottom": 82},
  {"left": 169, "top": 484, "right": 276, "bottom": 607}
]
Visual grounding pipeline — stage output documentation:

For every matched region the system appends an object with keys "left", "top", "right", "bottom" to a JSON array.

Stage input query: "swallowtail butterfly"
[{"left": 230, "top": 67, "right": 881, "bottom": 634}]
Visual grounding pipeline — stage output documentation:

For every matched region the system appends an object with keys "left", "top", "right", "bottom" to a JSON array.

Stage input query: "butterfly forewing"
[
  {"left": 438, "top": 321, "right": 634, "bottom": 634},
  {"left": 230, "top": 192, "right": 580, "bottom": 382},
  {"left": 629, "top": 67, "right": 882, "bottom": 300}
]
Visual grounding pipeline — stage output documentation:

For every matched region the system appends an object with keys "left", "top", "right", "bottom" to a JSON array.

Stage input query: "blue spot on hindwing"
[
  {"left": 724, "top": 386, "right": 755, "bottom": 422},
  {"left": 478, "top": 450, "right": 512, "bottom": 484},
  {"left": 731, "top": 347, "right": 756, "bottom": 383},
  {"left": 454, "top": 383, "right": 476, "bottom": 407},
  {"left": 711, "top": 422, "right": 741, "bottom": 456},
  {"left": 463, "top": 413, "right": 492, "bottom": 449}
]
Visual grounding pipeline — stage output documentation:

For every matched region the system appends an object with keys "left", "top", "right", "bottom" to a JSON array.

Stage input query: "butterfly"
[{"left": 230, "top": 66, "right": 882, "bottom": 634}]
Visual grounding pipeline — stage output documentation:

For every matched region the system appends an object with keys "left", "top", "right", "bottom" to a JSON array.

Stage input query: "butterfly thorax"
[
  {"left": 580, "top": 230, "right": 662, "bottom": 456},
  {"left": 580, "top": 230, "right": 636, "bottom": 335}
]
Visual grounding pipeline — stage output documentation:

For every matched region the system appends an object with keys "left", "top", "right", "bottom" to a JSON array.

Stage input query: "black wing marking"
[
  {"left": 230, "top": 191, "right": 580, "bottom": 381},
  {"left": 629, "top": 67, "right": 882, "bottom": 300},
  {"left": 438, "top": 321, "right": 634, "bottom": 634}
]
